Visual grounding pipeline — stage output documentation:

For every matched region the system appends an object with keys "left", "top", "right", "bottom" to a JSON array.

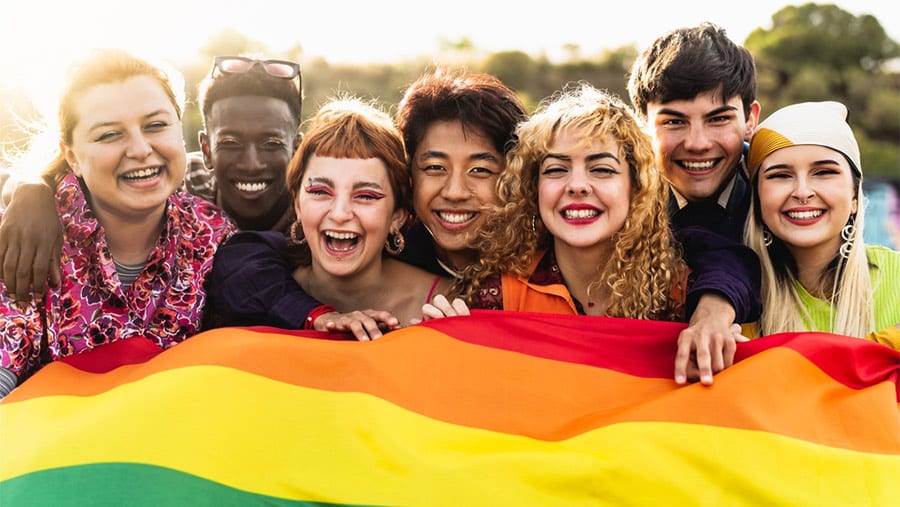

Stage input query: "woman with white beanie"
[{"left": 744, "top": 101, "right": 899, "bottom": 348}]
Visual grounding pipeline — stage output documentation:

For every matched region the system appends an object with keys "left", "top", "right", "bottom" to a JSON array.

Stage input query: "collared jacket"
[
  {"left": 471, "top": 249, "right": 687, "bottom": 320},
  {"left": 0, "top": 173, "right": 235, "bottom": 383},
  {"left": 666, "top": 170, "right": 761, "bottom": 322}
]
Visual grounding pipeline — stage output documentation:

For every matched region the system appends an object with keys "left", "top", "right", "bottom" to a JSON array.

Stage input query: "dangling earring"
[
  {"left": 531, "top": 215, "right": 536, "bottom": 233},
  {"left": 762, "top": 226, "right": 773, "bottom": 247},
  {"left": 289, "top": 220, "right": 307, "bottom": 246},
  {"left": 385, "top": 230, "right": 405, "bottom": 255},
  {"left": 839, "top": 214, "right": 856, "bottom": 259}
]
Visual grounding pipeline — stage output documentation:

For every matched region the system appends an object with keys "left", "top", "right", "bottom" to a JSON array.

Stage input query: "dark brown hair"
[
  {"left": 627, "top": 22, "right": 757, "bottom": 119},
  {"left": 396, "top": 67, "right": 528, "bottom": 161}
]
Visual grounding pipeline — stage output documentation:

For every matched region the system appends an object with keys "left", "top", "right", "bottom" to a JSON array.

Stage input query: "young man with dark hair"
[
  {"left": 189, "top": 55, "right": 303, "bottom": 233},
  {"left": 628, "top": 22, "right": 763, "bottom": 384},
  {"left": 628, "top": 22, "right": 760, "bottom": 240}
]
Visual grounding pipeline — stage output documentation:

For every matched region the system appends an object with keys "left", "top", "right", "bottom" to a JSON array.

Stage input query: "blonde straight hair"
[{"left": 745, "top": 177, "right": 874, "bottom": 337}]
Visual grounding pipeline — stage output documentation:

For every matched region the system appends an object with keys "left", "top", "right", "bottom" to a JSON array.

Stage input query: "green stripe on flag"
[{"left": 0, "top": 463, "right": 380, "bottom": 507}]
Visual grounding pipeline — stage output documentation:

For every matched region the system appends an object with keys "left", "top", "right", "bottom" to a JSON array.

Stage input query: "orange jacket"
[
  {"left": 500, "top": 251, "right": 689, "bottom": 318},
  {"left": 501, "top": 270, "right": 578, "bottom": 314}
]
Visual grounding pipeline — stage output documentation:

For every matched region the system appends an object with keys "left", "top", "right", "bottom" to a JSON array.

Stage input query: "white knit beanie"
[{"left": 747, "top": 101, "right": 861, "bottom": 181}]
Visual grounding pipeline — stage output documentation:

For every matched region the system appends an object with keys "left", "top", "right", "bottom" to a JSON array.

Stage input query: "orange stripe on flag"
[{"left": 6, "top": 323, "right": 899, "bottom": 454}]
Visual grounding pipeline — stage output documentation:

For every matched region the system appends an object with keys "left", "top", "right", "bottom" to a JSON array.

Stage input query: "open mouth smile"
[
  {"left": 234, "top": 180, "right": 271, "bottom": 193},
  {"left": 121, "top": 166, "right": 163, "bottom": 181},
  {"left": 435, "top": 211, "right": 478, "bottom": 226},
  {"left": 785, "top": 209, "right": 824, "bottom": 220},
  {"left": 324, "top": 230, "right": 360, "bottom": 252},
  {"left": 678, "top": 159, "right": 720, "bottom": 173},
  {"left": 563, "top": 209, "right": 599, "bottom": 219}
]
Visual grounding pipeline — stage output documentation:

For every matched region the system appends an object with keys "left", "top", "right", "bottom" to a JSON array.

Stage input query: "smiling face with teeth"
[
  {"left": 757, "top": 144, "right": 858, "bottom": 261},
  {"left": 297, "top": 156, "right": 408, "bottom": 278},
  {"left": 411, "top": 120, "right": 503, "bottom": 270},
  {"left": 200, "top": 96, "right": 297, "bottom": 231},
  {"left": 646, "top": 90, "right": 759, "bottom": 203},
  {"left": 538, "top": 128, "right": 631, "bottom": 254},
  {"left": 64, "top": 76, "right": 185, "bottom": 222}
]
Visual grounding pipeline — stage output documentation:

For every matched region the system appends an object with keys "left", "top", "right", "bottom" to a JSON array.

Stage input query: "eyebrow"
[
  {"left": 418, "top": 150, "right": 448, "bottom": 160},
  {"left": 86, "top": 109, "right": 171, "bottom": 133},
  {"left": 762, "top": 163, "right": 789, "bottom": 173},
  {"left": 418, "top": 150, "right": 500, "bottom": 164},
  {"left": 811, "top": 158, "right": 844, "bottom": 167},
  {"left": 763, "top": 158, "right": 844, "bottom": 173},
  {"left": 352, "top": 181, "right": 385, "bottom": 191},
  {"left": 543, "top": 151, "right": 621, "bottom": 164},
  {"left": 656, "top": 104, "right": 738, "bottom": 119},
  {"left": 306, "top": 176, "right": 333, "bottom": 186},
  {"left": 306, "top": 176, "right": 384, "bottom": 191},
  {"left": 215, "top": 128, "right": 288, "bottom": 138},
  {"left": 469, "top": 152, "right": 501, "bottom": 163}
]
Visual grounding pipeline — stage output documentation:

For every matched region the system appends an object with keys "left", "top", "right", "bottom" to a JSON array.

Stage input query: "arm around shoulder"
[
  {"left": 205, "top": 230, "right": 324, "bottom": 329},
  {"left": 677, "top": 226, "right": 761, "bottom": 323},
  {"left": 0, "top": 180, "right": 62, "bottom": 302}
]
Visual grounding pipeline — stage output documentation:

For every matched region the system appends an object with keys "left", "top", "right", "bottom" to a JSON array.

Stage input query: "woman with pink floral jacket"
[{"left": 0, "top": 49, "right": 235, "bottom": 399}]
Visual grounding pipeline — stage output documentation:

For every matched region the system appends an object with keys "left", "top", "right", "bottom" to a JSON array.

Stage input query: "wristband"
[{"left": 305, "top": 305, "right": 337, "bottom": 330}]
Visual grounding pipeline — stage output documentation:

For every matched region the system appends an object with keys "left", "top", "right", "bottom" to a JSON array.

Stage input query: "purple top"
[
  {"left": 204, "top": 223, "right": 761, "bottom": 330},
  {"left": 204, "top": 230, "right": 319, "bottom": 329}
]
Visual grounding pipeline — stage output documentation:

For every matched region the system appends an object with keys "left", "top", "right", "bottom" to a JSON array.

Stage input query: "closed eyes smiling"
[
  {"left": 304, "top": 185, "right": 385, "bottom": 200},
  {"left": 304, "top": 184, "right": 333, "bottom": 196},
  {"left": 355, "top": 191, "right": 385, "bottom": 200}
]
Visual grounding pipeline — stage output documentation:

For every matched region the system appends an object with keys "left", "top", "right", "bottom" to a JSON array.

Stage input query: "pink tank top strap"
[{"left": 425, "top": 275, "right": 442, "bottom": 304}]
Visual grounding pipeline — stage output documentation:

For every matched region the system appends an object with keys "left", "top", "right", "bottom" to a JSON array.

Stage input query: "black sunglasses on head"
[{"left": 211, "top": 56, "right": 301, "bottom": 80}]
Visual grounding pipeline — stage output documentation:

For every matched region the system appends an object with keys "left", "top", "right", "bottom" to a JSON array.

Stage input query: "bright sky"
[{"left": 1, "top": 0, "right": 898, "bottom": 92}]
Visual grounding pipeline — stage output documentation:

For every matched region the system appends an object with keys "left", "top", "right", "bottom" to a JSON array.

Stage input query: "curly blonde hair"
[{"left": 454, "top": 82, "right": 685, "bottom": 320}]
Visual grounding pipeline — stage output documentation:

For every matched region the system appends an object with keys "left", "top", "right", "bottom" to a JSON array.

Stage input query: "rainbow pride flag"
[{"left": 1, "top": 311, "right": 898, "bottom": 506}]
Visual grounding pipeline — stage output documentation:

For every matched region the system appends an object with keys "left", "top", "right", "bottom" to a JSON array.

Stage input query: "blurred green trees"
[
  {"left": 180, "top": 3, "right": 900, "bottom": 178},
  {"left": 744, "top": 2, "right": 899, "bottom": 179}
]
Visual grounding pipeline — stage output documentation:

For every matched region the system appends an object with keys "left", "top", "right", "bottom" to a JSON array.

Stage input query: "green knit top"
[{"left": 795, "top": 245, "right": 900, "bottom": 346}]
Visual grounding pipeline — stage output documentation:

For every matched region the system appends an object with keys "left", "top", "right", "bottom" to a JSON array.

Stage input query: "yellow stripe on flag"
[{"left": 3, "top": 365, "right": 898, "bottom": 506}]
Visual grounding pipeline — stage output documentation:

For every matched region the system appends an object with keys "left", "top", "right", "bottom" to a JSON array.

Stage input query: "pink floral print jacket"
[{"left": 0, "top": 173, "right": 236, "bottom": 382}]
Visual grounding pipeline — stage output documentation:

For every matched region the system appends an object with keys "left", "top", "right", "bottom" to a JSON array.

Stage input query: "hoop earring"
[
  {"left": 385, "top": 230, "right": 405, "bottom": 255},
  {"left": 762, "top": 227, "right": 773, "bottom": 247},
  {"left": 839, "top": 214, "right": 856, "bottom": 259},
  {"left": 289, "top": 220, "right": 307, "bottom": 246}
]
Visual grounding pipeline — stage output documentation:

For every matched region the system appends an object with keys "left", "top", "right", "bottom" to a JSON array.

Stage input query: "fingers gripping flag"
[{"left": 1, "top": 311, "right": 898, "bottom": 506}]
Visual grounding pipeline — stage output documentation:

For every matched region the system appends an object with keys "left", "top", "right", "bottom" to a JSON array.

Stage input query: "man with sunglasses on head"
[
  {"left": 188, "top": 55, "right": 302, "bottom": 233},
  {"left": 0, "top": 55, "right": 303, "bottom": 303}
]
